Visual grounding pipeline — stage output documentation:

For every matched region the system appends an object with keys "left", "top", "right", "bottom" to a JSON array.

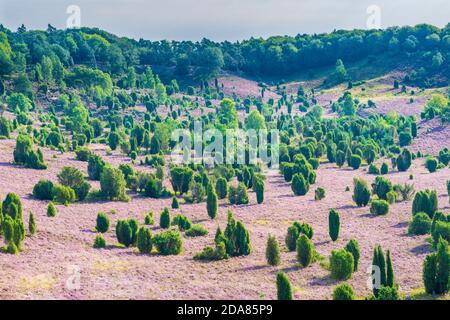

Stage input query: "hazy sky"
[{"left": 0, "top": 0, "right": 449, "bottom": 41}]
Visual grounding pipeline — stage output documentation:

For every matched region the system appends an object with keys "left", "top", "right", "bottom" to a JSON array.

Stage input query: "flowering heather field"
[{"left": 0, "top": 75, "right": 449, "bottom": 299}]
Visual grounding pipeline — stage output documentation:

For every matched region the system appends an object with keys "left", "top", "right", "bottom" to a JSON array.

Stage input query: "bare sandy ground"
[{"left": 0, "top": 136, "right": 449, "bottom": 300}]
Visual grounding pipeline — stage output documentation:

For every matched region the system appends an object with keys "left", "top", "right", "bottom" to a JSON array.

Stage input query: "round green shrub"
[
  {"left": 93, "top": 235, "right": 106, "bottom": 248},
  {"left": 353, "top": 177, "right": 371, "bottom": 207},
  {"left": 96, "top": 212, "right": 110, "bottom": 233},
  {"left": 408, "top": 212, "right": 431, "bottom": 235},
  {"left": 185, "top": 225, "right": 208, "bottom": 237},
  {"left": 330, "top": 249, "right": 354, "bottom": 280},
  {"left": 136, "top": 227, "right": 153, "bottom": 254},
  {"left": 296, "top": 234, "right": 314, "bottom": 267},
  {"left": 332, "top": 283, "right": 355, "bottom": 300},
  {"left": 153, "top": 230, "right": 183, "bottom": 255},
  {"left": 291, "top": 173, "right": 309, "bottom": 196},
  {"left": 33, "top": 180, "right": 54, "bottom": 200},
  {"left": 370, "top": 199, "right": 390, "bottom": 215},
  {"left": 425, "top": 157, "right": 438, "bottom": 173}
]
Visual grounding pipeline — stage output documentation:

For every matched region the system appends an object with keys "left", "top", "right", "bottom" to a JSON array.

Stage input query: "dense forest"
[{"left": 0, "top": 23, "right": 449, "bottom": 90}]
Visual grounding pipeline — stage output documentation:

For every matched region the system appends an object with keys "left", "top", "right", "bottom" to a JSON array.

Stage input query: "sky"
[{"left": 0, "top": 0, "right": 449, "bottom": 42}]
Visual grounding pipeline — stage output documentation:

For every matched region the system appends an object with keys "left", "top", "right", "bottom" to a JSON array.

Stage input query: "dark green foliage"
[
  {"left": 345, "top": 239, "right": 360, "bottom": 271},
  {"left": 136, "top": 227, "right": 153, "bottom": 254},
  {"left": 408, "top": 212, "right": 432, "bottom": 235},
  {"left": 171, "top": 196, "right": 180, "bottom": 209},
  {"left": 144, "top": 212, "right": 154, "bottom": 225},
  {"left": 412, "top": 190, "right": 438, "bottom": 218},
  {"left": 431, "top": 221, "right": 450, "bottom": 245},
  {"left": 33, "top": 180, "right": 54, "bottom": 200},
  {"left": 266, "top": 235, "right": 281, "bottom": 266},
  {"left": 386, "top": 250, "right": 395, "bottom": 288},
  {"left": 170, "top": 166, "right": 193, "bottom": 194},
  {"left": 371, "top": 176, "right": 393, "bottom": 200},
  {"left": 399, "top": 131, "right": 412, "bottom": 147},
  {"left": 368, "top": 164, "right": 380, "bottom": 175},
  {"left": 215, "top": 177, "right": 228, "bottom": 199},
  {"left": 13, "top": 134, "right": 47, "bottom": 169},
  {"left": 376, "top": 286, "right": 399, "bottom": 300},
  {"left": 222, "top": 211, "right": 252, "bottom": 256},
  {"left": 0, "top": 116, "right": 11, "bottom": 138},
  {"left": 2, "top": 192, "right": 23, "bottom": 220},
  {"left": 87, "top": 154, "right": 106, "bottom": 180},
  {"left": 336, "top": 150, "right": 346, "bottom": 167},
  {"left": 372, "top": 245, "right": 388, "bottom": 297},
  {"left": 370, "top": 199, "right": 390, "bottom": 216},
  {"left": 75, "top": 147, "right": 92, "bottom": 161},
  {"left": 160, "top": 207, "right": 171, "bottom": 229},
  {"left": 291, "top": 173, "right": 309, "bottom": 196},
  {"left": 425, "top": 157, "right": 438, "bottom": 173},
  {"left": 100, "top": 166, "right": 128, "bottom": 201},
  {"left": 255, "top": 178, "right": 264, "bottom": 204},
  {"left": 28, "top": 213, "right": 36, "bottom": 235},
  {"left": 206, "top": 186, "right": 218, "bottom": 219},
  {"left": 172, "top": 214, "right": 192, "bottom": 231},
  {"left": 194, "top": 242, "right": 228, "bottom": 261},
  {"left": 2, "top": 215, "right": 25, "bottom": 254},
  {"left": 330, "top": 249, "right": 354, "bottom": 280},
  {"left": 285, "top": 225, "right": 300, "bottom": 251},
  {"left": 328, "top": 209, "right": 340, "bottom": 241},
  {"left": 116, "top": 219, "right": 137, "bottom": 247},
  {"left": 96, "top": 212, "right": 110, "bottom": 233},
  {"left": 380, "top": 162, "right": 389, "bottom": 175},
  {"left": 332, "top": 283, "right": 355, "bottom": 300},
  {"left": 353, "top": 177, "right": 371, "bottom": 207},
  {"left": 153, "top": 230, "right": 183, "bottom": 255},
  {"left": 185, "top": 225, "right": 208, "bottom": 237},
  {"left": 228, "top": 182, "right": 249, "bottom": 205},
  {"left": 423, "top": 238, "right": 449, "bottom": 295},
  {"left": 296, "top": 234, "right": 314, "bottom": 267},
  {"left": 52, "top": 184, "right": 76, "bottom": 205},
  {"left": 57, "top": 166, "right": 91, "bottom": 201},
  {"left": 47, "top": 202, "right": 56, "bottom": 217},
  {"left": 314, "top": 187, "right": 325, "bottom": 200},
  {"left": 349, "top": 154, "right": 362, "bottom": 170},
  {"left": 396, "top": 149, "right": 412, "bottom": 172},
  {"left": 93, "top": 235, "right": 106, "bottom": 249},
  {"left": 276, "top": 272, "right": 293, "bottom": 300}
]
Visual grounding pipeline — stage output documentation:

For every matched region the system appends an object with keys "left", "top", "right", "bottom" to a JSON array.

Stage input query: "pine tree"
[
  {"left": 328, "top": 209, "right": 340, "bottom": 241},
  {"left": 276, "top": 272, "right": 293, "bottom": 300},
  {"left": 266, "top": 235, "right": 281, "bottom": 266}
]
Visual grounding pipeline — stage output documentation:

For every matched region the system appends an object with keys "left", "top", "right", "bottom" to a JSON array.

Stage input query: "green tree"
[{"left": 276, "top": 272, "right": 293, "bottom": 300}]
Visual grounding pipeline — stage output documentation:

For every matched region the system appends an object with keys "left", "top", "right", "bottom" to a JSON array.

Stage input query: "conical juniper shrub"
[
  {"left": 296, "top": 234, "right": 314, "bottom": 267},
  {"left": 345, "top": 239, "right": 360, "bottom": 271},
  {"left": 328, "top": 209, "right": 340, "bottom": 241},
  {"left": 353, "top": 177, "right": 371, "bottom": 207},
  {"left": 266, "top": 235, "right": 281, "bottom": 266},
  {"left": 276, "top": 272, "right": 293, "bottom": 300},
  {"left": 422, "top": 237, "right": 450, "bottom": 295},
  {"left": 136, "top": 227, "right": 152, "bottom": 254},
  {"left": 96, "top": 212, "right": 110, "bottom": 233},
  {"left": 160, "top": 207, "right": 170, "bottom": 229}
]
